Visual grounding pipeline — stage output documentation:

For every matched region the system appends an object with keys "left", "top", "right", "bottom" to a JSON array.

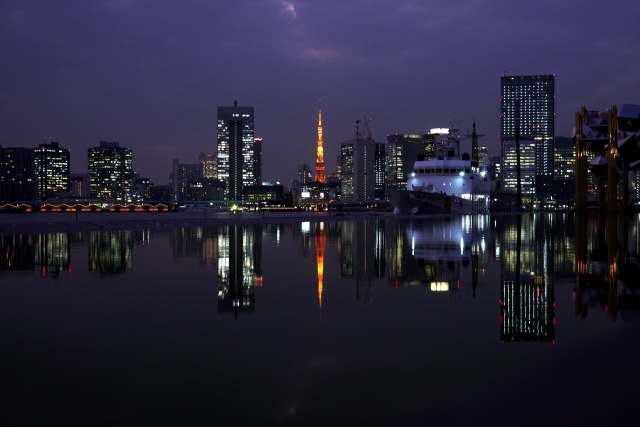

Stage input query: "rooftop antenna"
[{"left": 363, "top": 114, "right": 373, "bottom": 140}]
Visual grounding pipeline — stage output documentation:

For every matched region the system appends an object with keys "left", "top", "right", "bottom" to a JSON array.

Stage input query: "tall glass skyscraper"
[
  {"left": 217, "top": 101, "right": 256, "bottom": 201},
  {"left": 500, "top": 74, "right": 555, "bottom": 200}
]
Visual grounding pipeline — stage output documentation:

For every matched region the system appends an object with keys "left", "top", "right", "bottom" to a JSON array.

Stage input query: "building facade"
[
  {"left": 339, "top": 138, "right": 384, "bottom": 201},
  {"left": 553, "top": 136, "right": 576, "bottom": 203},
  {"left": 70, "top": 174, "right": 89, "bottom": 198},
  {"left": 217, "top": 101, "right": 257, "bottom": 201},
  {"left": 500, "top": 74, "right": 555, "bottom": 201},
  {"left": 385, "top": 134, "right": 424, "bottom": 192},
  {"left": 171, "top": 159, "right": 201, "bottom": 201},
  {"left": 501, "top": 138, "right": 537, "bottom": 201},
  {"left": 0, "top": 146, "right": 36, "bottom": 201},
  {"left": 199, "top": 153, "right": 217, "bottom": 180},
  {"left": 88, "top": 141, "right": 133, "bottom": 200},
  {"left": 34, "top": 141, "right": 70, "bottom": 200}
]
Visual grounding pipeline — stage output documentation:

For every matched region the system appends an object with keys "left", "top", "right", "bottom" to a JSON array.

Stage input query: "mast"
[
  {"left": 472, "top": 122, "right": 479, "bottom": 164},
  {"left": 314, "top": 102, "right": 326, "bottom": 183}
]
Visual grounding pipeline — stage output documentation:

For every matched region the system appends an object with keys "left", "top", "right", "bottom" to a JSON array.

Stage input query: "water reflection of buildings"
[
  {"left": 499, "top": 215, "right": 555, "bottom": 343},
  {"left": 3, "top": 212, "right": 640, "bottom": 326},
  {"left": 89, "top": 230, "right": 134, "bottom": 274},
  {"left": 385, "top": 216, "right": 488, "bottom": 296},
  {"left": 1, "top": 235, "right": 37, "bottom": 272},
  {"left": 217, "top": 225, "right": 261, "bottom": 316},
  {"left": 1, "top": 233, "right": 73, "bottom": 277},
  {"left": 576, "top": 214, "right": 640, "bottom": 321},
  {"left": 338, "top": 220, "right": 385, "bottom": 303},
  {"left": 171, "top": 227, "right": 218, "bottom": 270},
  {"left": 37, "top": 233, "right": 71, "bottom": 277}
]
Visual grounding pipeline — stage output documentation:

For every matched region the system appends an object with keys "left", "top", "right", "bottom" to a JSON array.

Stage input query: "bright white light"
[{"left": 430, "top": 282, "right": 449, "bottom": 292}]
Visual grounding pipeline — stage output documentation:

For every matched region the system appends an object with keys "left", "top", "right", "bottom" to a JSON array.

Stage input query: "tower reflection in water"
[{"left": 2, "top": 213, "right": 640, "bottom": 330}]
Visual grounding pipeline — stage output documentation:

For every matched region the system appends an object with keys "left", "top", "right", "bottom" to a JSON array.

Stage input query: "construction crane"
[{"left": 355, "top": 115, "right": 373, "bottom": 140}]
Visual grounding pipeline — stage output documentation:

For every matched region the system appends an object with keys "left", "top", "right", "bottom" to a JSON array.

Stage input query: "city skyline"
[{"left": 2, "top": 1, "right": 639, "bottom": 186}]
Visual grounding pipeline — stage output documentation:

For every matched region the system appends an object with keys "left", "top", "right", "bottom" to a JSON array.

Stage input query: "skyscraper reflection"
[
  {"left": 500, "top": 214, "right": 555, "bottom": 343},
  {"left": 338, "top": 220, "right": 385, "bottom": 303},
  {"left": 1, "top": 212, "right": 640, "bottom": 330},
  {"left": 217, "top": 225, "right": 259, "bottom": 316},
  {"left": 89, "top": 230, "right": 134, "bottom": 274},
  {"left": 37, "top": 233, "right": 70, "bottom": 277}
]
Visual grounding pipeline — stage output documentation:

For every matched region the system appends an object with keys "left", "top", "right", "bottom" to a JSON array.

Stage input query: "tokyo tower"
[{"left": 314, "top": 103, "right": 326, "bottom": 183}]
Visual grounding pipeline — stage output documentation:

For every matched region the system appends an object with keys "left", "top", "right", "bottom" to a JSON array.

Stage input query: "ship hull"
[{"left": 389, "top": 189, "right": 489, "bottom": 215}]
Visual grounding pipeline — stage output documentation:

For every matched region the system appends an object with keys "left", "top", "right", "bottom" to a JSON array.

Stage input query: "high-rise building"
[
  {"left": 339, "top": 138, "right": 384, "bottom": 201},
  {"left": 385, "top": 134, "right": 425, "bottom": 192},
  {"left": 171, "top": 158, "right": 225, "bottom": 202},
  {"left": 500, "top": 74, "right": 555, "bottom": 200},
  {"left": 373, "top": 140, "right": 385, "bottom": 200},
  {"left": 70, "top": 174, "right": 89, "bottom": 198},
  {"left": 87, "top": 141, "right": 133, "bottom": 200},
  {"left": 34, "top": 141, "right": 70, "bottom": 201},
  {"left": 171, "top": 159, "right": 201, "bottom": 201},
  {"left": 553, "top": 136, "right": 576, "bottom": 203},
  {"left": 423, "top": 127, "right": 450, "bottom": 160},
  {"left": 0, "top": 146, "right": 36, "bottom": 201},
  {"left": 253, "top": 137, "right": 263, "bottom": 186},
  {"left": 199, "top": 153, "right": 217, "bottom": 179},
  {"left": 501, "top": 138, "right": 537, "bottom": 199},
  {"left": 217, "top": 100, "right": 257, "bottom": 201}
]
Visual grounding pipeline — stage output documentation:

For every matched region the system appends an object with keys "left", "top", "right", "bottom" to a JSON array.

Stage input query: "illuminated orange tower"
[
  {"left": 314, "top": 103, "right": 326, "bottom": 183},
  {"left": 314, "top": 223, "right": 326, "bottom": 317}
]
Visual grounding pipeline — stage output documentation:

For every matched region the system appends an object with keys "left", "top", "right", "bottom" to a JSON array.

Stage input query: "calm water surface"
[{"left": 1, "top": 213, "right": 639, "bottom": 426}]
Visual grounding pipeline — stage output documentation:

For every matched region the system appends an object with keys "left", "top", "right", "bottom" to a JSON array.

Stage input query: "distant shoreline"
[{"left": 0, "top": 210, "right": 397, "bottom": 234}]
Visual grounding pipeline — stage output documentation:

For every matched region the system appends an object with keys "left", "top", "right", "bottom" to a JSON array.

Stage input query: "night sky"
[{"left": 2, "top": 0, "right": 639, "bottom": 186}]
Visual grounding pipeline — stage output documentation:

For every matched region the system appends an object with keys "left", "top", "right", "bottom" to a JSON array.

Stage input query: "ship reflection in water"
[{"left": 1, "top": 212, "right": 639, "bottom": 425}]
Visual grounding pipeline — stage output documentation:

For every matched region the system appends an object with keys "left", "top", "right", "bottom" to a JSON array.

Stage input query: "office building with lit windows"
[
  {"left": 0, "top": 146, "right": 36, "bottom": 201},
  {"left": 171, "top": 158, "right": 223, "bottom": 202},
  {"left": 87, "top": 141, "right": 133, "bottom": 200},
  {"left": 217, "top": 101, "right": 258, "bottom": 201},
  {"left": 339, "top": 138, "right": 385, "bottom": 201},
  {"left": 553, "top": 136, "right": 576, "bottom": 203},
  {"left": 385, "top": 134, "right": 423, "bottom": 192},
  {"left": 34, "top": 141, "right": 70, "bottom": 200},
  {"left": 199, "top": 152, "right": 217, "bottom": 179},
  {"left": 501, "top": 138, "right": 537, "bottom": 199},
  {"left": 500, "top": 74, "right": 555, "bottom": 201}
]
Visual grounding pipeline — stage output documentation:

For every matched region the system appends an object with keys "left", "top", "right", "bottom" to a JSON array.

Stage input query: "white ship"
[{"left": 390, "top": 125, "right": 491, "bottom": 215}]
